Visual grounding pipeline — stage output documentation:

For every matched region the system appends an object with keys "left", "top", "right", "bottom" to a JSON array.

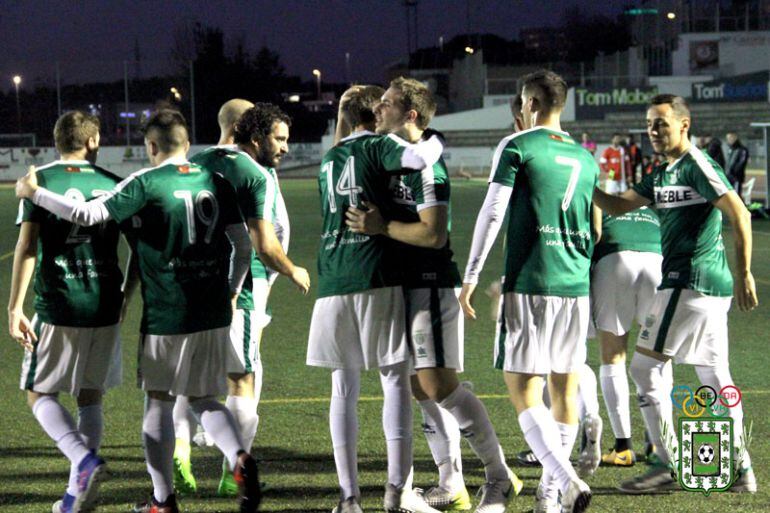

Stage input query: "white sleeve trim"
[
  {"left": 419, "top": 164, "right": 437, "bottom": 204},
  {"left": 33, "top": 188, "right": 111, "bottom": 226},
  {"left": 225, "top": 222, "right": 251, "bottom": 294},
  {"left": 260, "top": 168, "right": 277, "bottom": 222},
  {"left": 415, "top": 201, "right": 448, "bottom": 212},
  {"left": 691, "top": 146, "right": 730, "bottom": 198},
  {"left": 463, "top": 182, "right": 512, "bottom": 284}
]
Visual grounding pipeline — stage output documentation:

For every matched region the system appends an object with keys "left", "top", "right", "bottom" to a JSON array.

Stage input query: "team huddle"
[{"left": 8, "top": 69, "right": 758, "bottom": 513}]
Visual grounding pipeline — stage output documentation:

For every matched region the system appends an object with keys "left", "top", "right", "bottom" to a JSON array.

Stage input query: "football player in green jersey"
[
  {"left": 345, "top": 77, "right": 522, "bottom": 513},
  {"left": 306, "top": 85, "right": 444, "bottom": 513},
  {"left": 176, "top": 101, "right": 310, "bottom": 497},
  {"left": 170, "top": 99, "right": 256, "bottom": 494},
  {"left": 593, "top": 94, "right": 758, "bottom": 494},
  {"left": 460, "top": 70, "right": 595, "bottom": 513},
  {"left": 8, "top": 111, "right": 122, "bottom": 513},
  {"left": 16, "top": 110, "right": 261, "bottom": 513},
  {"left": 590, "top": 208, "right": 664, "bottom": 470}
]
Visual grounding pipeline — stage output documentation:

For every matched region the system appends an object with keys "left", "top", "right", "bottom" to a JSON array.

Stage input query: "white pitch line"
[
  {"left": 0, "top": 250, "right": 14, "bottom": 261},
  {"left": 260, "top": 390, "right": 770, "bottom": 405}
]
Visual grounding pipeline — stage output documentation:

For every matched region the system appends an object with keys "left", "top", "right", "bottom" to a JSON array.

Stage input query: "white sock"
[
  {"left": 694, "top": 364, "right": 751, "bottom": 469},
  {"left": 578, "top": 364, "right": 600, "bottom": 418},
  {"left": 629, "top": 353, "right": 673, "bottom": 465},
  {"left": 173, "top": 395, "right": 197, "bottom": 443},
  {"left": 32, "top": 396, "right": 90, "bottom": 466},
  {"left": 518, "top": 405, "right": 577, "bottom": 493},
  {"left": 439, "top": 384, "right": 508, "bottom": 482},
  {"left": 330, "top": 368, "right": 360, "bottom": 499},
  {"left": 600, "top": 363, "right": 632, "bottom": 440},
  {"left": 418, "top": 399, "right": 463, "bottom": 491},
  {"left": 556, "top": 421, "right": 579, "bottom": 461},
  {"left": 189, "top": 397, "right": 244, "bottom": 470},
  {"left": 143, "top": 397, "right": 175, "bottom": 503},
  {"left": 253, "top": 357, "right": 263, "bottom": 433},
  {"left": 226, "top": 395, "right": 259, "bottom": 452},
  {"left": 66, "top": 404, "right": 103, "bottom": 496},
  {"left": 540, "top": 421, "right": 579, "bottom": 501},
  {"left": 380, "top": 363, "right": 413, "bottom": 489}
]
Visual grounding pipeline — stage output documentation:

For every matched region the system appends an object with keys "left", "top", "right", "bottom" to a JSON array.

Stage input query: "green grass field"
[{"left": 1, "top": 179, "right": 769, "bottom": 513}]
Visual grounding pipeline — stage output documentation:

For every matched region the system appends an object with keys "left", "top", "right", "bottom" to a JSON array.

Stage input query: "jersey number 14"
[{"left": 322, "top": 157, "right": 363, "bottom": 213}]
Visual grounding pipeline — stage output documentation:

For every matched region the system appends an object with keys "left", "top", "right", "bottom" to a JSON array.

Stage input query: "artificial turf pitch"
[{"left": 0, "top": 179, "right": 768, "bottom": 512}]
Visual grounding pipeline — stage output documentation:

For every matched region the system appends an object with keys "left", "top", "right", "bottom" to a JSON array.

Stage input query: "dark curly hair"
[{"left": 233, "top": 103, "right": 291, "bottom": 145}]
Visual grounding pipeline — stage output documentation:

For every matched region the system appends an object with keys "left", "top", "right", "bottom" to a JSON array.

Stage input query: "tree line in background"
[
  {"left": 0, "top": 22, "right": 334, "bottom": 146},
  {"left": 0, "top": 9, "right": 632, "bottom": 146}
]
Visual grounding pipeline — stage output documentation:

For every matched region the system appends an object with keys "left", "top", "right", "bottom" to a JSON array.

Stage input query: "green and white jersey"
[
  {"left": 102, "top": 156, "right": 244, "bottom": 334},
  {"left": 16, "top": 160, "right": 123, "bottom": 327},
  {"left": 317, "top": 131, "right": 434, "bottom": 297},
  {"left": 632, "top": 147, "right": 733, "bottom": 296},
  {"left": 390, "top": 157, "right": 462, "bottom": 288},
  {"left": 190, "top": 146, "right": 289, "bottom": 310},
  {"left": 488, "top": 127, "right": 599, "bottom": 296},
  {"left": 593, "top": 207, "right": 661, "bottom": 263}
]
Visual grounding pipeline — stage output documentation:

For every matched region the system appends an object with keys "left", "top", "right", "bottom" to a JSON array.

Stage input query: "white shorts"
[
  {"left": 307, "top": 286, "right": 408, "bottom": 370},
  {"left": 228, "top": 280, "right": 271, "bottom": 374},
  {"left": 591, "top": 251, "right": 662, "bottom": 336},
  {"left": 138, "top": 327, "right": 229, "bottom": 397},
  {"left": 604, "top": 180, "right": 628, "bottom": 194},
  {"left": 636, "top": 288, "right": 731, "bottom": 366},
  {"left": 406, "top": 287, "right": 463, "bottom": 371},
  {"left": 494, "top": 293, "right": 589, "bottom": 374},
  {"left": 20, "top": 318, "right": 121, "bottom": 396}
]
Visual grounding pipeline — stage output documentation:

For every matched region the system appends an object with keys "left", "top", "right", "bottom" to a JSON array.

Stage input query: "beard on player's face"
[{"left": 255, "top": 138, "right": 282, "bottom": 168}]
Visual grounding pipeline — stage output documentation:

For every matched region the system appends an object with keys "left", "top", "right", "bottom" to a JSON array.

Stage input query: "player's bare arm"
[
  {"left": 592, "top": 204, "right": 603, "bottom": 242},
  {"left": 7, "top": 221, "right": 40, "bottom": 351},
  {"left": 592, "top": 187, "right": 649, "bottom": 216},
  {"left": 345, "top": 202, "right": 448, "bottom": 249},
  {"left": 247, "top": 218, "right": 310, "bottom": 294},
  {"left": 15, "top": 165, "right": 39, "bottom": 200},
  {"left": 120, "top": 240, "right": 140, "bottom": 323},
  {"left": 713, "top": 191, "right": 758, "bottom": 311}
]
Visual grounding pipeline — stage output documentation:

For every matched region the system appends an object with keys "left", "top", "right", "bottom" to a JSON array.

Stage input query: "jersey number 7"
[{"left": 555, "top": 156, "right": 581, "bottom": 212}]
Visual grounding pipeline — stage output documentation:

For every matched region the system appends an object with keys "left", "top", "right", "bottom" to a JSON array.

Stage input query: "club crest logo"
[
  {"left": 678, "top": 417, "right": 733, "bottom": 495},
  {"left": 666, "top": 385, "right": 749, "bottom": 496}
]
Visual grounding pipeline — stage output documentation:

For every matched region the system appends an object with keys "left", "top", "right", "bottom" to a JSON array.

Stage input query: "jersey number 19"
[{"left": 173, "top": 190, "right": 220, "bottom": 244}]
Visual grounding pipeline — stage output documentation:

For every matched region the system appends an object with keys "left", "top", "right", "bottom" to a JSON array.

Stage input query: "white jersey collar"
[
  {"left": 158, "top": 155, "right": 189, "bottom": 167},
  {"left": 340, "top": 130, "right": 377, "bottom": 143}
]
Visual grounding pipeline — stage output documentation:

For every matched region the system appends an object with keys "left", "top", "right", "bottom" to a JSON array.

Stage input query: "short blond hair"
[
  {"left": 340, "top": 85, "right": 385, "bottom": 127},
  {"left": 389, "top": 77, "right": 436, "bottom": 129}
]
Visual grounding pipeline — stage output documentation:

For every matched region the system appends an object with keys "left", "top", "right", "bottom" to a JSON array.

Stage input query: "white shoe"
[
  {"left": 332, "top": 496, "right": 364, "bottom": 513},
  {"left": 474, "top": 478, "right": 513, "bottom": 513},
  {"left": 561, "top": 479, "right": 591, "bottom": 513},
  {"left": 576, "top": 414, "right": 603, "bottom": 478},
  {"left": 383, "top": 484, "right": 441, "bottom": 513},
  {"left": 617, "top": 465, "right": 676, "bottom": 494},
  {"left": 421, "top": 485, "right": 472, "bottom": 510},
  {"left": 533, "top": 482, "right": 559, "bottom": 513}
]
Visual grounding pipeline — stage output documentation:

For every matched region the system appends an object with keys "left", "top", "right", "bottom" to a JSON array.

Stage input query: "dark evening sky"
[{"left": 1, "top": 0, "right": 633, "bottom": 89}]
